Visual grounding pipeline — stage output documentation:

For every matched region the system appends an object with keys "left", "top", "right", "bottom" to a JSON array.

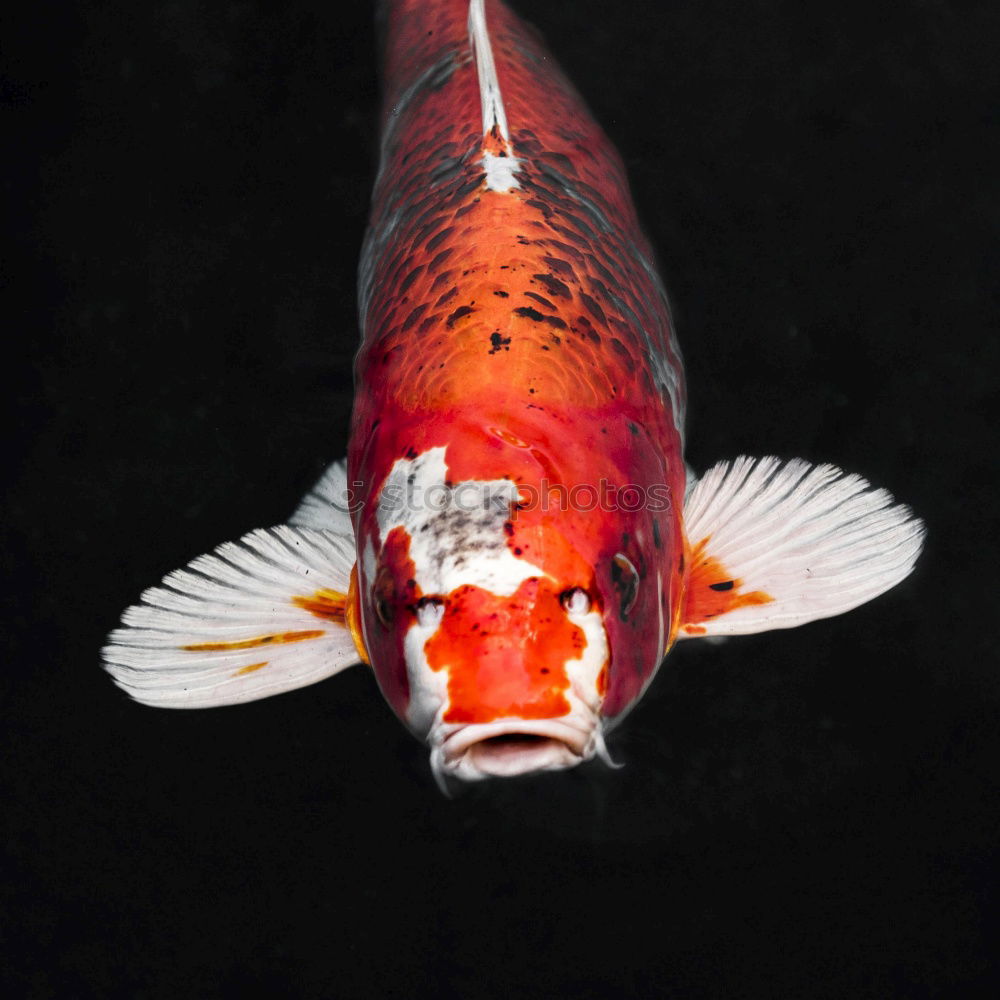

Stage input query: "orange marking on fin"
[
  {"left": 232, "top": 661, "right": 268, "bottom": 677},
  {"left": 181, "top": 630, "right": 325, "bottom": 652},
  {"left": 292, "top": 588, "right": 347, "bottom": 624},
  {"left": 680, "top": 536, "right": 774, "bottom": 634}
]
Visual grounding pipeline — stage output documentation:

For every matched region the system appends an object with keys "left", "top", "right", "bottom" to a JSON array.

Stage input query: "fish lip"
[{"left": 431, "top": 716, "right": 598, "bottom": 782}]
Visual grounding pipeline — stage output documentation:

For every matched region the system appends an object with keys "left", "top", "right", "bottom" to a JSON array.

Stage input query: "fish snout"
[{"left": 430, "top": 716, "right": 599, "bottom": 783}]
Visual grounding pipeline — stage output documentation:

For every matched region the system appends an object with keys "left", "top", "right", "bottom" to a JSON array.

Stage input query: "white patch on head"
[
  {"left": 372, "top": 447, "right": 613, "bottom": 775},
  {"left": 375, "top": 447, "right": 542, "bottom": 597},
  {"left": 562, "top": 604, "right": 609, "bottom": 717},
  {"left": 403, "top": 611, "right": 451, "bottom": 737}
]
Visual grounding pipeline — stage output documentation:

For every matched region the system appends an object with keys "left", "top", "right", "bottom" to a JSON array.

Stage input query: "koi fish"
[{"left": 103, "top": 0, "right": 924, "bottom": 789}]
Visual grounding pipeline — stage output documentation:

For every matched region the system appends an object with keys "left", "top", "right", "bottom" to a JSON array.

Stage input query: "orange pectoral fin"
[{"left": 679, "top": 536, "right": 774, "bottom": 637}]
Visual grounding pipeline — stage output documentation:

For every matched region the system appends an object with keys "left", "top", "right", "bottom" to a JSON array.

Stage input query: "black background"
[{"left": 6, "top": 0, "right": 998, "bottom": 996}]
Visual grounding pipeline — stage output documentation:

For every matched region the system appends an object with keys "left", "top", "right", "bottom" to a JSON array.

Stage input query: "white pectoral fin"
[
  {"left": 678, "top": 456, "right": 925, "bottom": 638},
  {"left": 103, "top": 525, "right": 362, "bottom": 708}
]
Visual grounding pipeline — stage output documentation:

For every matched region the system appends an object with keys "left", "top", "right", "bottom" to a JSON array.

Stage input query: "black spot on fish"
[
  {"left": 401, "top": 304, "right": 428, "bottom": 332},
  {"left": 436, "top": 286, "right": 458, "bottom": 308},
  {"left": 541, "top": 255, "right": 576, "bottom": 278},
  {"left": 545, "top": 240, "right": 584, "bottom": 262},
  {"left": 532, "top": 273, "right": 571, "bottom": 299},
  {"left": 652, "top": 519, "right": 662, "bottom": 549},
  {"left": 446, "top": 304, "right": 474, "bottom": 327},
  {"left": 628, "top": 422, "right": 639, "bottom": 436},
  {"left": 429, "top": 157, "right": 464, "bottom": 186},
  {"left": 526, "top": 198, "right": 553, "bottom": 219},
  {"left": 450, "top": 176, "right": 482, "bottom": 203},
  {"left": 400, "top": 266, "right": 423, "bottom": 294},
  {"left": 428, "top": 248, "right": 453, "bottom": 272},
  {"left": 577, "top": 319, "right": 600, "bottom": 344},
  {"left": 488, "top": 331, "right": 511, "bottom": 354},
  {"left": 709, "top": 580, "right": 734, "bottom": 592},
  {"left": 418, "top": 313, "right": 441, "bottom": 335},
  {"left": 515, "top": 306, "right": 545, "bottom": 322},
  {"left": 425, "top": 227, "right": 454, "bottom": 253},
  {"left": 524, "top": 291, "right": 556, "bottom": 311},
  {"left": 493, "top": 290, "right": 509, "bottom": 298},
  {"left": 579, "top": 292, "right": 606, "bottom": 325}
]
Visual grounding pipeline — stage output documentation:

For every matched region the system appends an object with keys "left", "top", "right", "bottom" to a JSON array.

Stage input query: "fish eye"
[
  {"left": 560, "top": 587, "right": 591, "bottom": 615},
  {"left": 374, "top": 594, "right": 394, "bottom": 628},
  {"left": 611, "top": 553, "right": 640, "bottom": 618},
  {"left": 414, "top": 596, "right": 445, "bottom": 628}
]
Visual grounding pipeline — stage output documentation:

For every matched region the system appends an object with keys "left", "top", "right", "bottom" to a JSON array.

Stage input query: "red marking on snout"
[{"left": 424, "top": 578, "right": 584, "bottom": 724}]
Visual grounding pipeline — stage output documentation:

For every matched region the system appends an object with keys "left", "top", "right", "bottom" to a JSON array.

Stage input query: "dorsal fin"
[
  {"left": 468, "top": 0, "right": 521, "bottom": 191},
  {"left": 468, "top": 0, "right": 509, "bottom": 141}
]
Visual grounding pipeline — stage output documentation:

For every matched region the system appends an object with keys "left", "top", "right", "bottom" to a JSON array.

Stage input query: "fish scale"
[{"left": 356, "top": 0, "right": 684, "bottom": 425}]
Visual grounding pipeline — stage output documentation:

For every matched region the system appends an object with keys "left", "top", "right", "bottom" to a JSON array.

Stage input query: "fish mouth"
[{"left": 430, "top": 717, "right": 600, "bottom": 784}]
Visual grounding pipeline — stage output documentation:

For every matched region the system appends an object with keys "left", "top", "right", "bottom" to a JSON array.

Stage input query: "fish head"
[{"left": 355, "top": 447, "right": 616, "bottom": 784}]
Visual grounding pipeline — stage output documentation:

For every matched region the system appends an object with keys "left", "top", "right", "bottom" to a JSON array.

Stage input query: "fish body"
[
  {"left": 352, "top": 0, "right": 685, "bottom": 755},
  {"left": 103, "top": 0, "right": 924, "bottom": 788}
]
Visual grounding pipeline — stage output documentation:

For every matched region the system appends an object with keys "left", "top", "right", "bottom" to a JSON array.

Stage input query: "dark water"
[{"left": 7, "top": 0, "right": 997, "bottom": 996}]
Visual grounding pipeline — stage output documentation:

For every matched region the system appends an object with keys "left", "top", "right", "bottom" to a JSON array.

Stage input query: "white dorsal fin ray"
[
  {"left": 468, "top": 0, "right": 510, "bottom": 141},
  {"left": 678, "top": 456, "right": 925, "bottom": 637},
  {"left": 289, "top": 459, "right": 354, "bottom": 532},
  {"left": 103, "top": 524, "right": 361, "bottom": 708},
  {"left": 468, "top": 0, "right": 521, "bottom": 191}
]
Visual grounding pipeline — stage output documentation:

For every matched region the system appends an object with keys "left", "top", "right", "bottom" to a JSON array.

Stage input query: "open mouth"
[
  {"left": 466, "top": 733, "right": 575, "bottom": 776},
  {"left": 432, "top": 718, "right": 595, "bottom": 782}
]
